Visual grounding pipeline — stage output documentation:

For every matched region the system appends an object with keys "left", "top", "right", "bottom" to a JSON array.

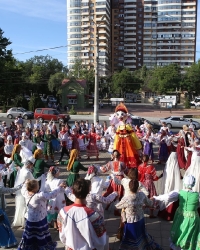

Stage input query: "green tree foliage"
[
  {"left": 48, "top": 72, "right": 67, "bottom": 95},
  {"left": 184, "top": 97, "right": 191, "bottom": 109},
  {"left": 28, "top": 94, "right": 45, "bottom": 111},
  {"left": 19, "top": 55, "right": 65, "bottom": 94},
  {"left": 14, "top": 96, "right": 29, "bottom": 110},
  {"left": 148, "top": 64, "right": 181, "bottom": 94},
  {"left": 181, "top": 60, "right": 200, "bottom": 94},
  {"left": 68, "top": 58, "right": 95, "bottom": 93},
  {"left": 112, "top": 68, "right": 141, "bottom": 96},
  {"left": 0, "top": 29, "right": 23, "bottom": 104}
]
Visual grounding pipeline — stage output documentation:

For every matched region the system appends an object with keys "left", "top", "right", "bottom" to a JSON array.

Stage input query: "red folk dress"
[
  {"left": 101, "top": 160, "right": 126, "bottom": 200},
  {"left": 86, "top": 132, "right": 99, "bottom": 158},
  {"left": 176, "top": 137, "right": 186, "bottom": 169},
  {"left": 138, "top": 162, "right": 159, "bottom": 198}
]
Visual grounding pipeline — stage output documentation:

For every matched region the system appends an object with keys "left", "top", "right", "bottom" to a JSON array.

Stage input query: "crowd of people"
[{"left": 0, "top": 115, "right": 199, "bottom": 250}]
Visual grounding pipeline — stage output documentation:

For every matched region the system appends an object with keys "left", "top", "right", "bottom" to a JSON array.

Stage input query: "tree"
[
  {"left": 68, "top": 59, "right": 95, "bottom": 93},
  {"left": 19, "top": 55, "right": 66, "bottom": 94},
  {"left": 112, "top": 68, "right": 141, "bottom": 96},
  {"left": 29, "top": 94, "right": 45, "bottom": 111},
  {"left": 181, "top": 60, "right": 200, "bottom": 94},
  {"left": 48, "top": 72, "right": 67, "bottom": 95},
  {"left": 148, "top": 64, "right": 181, "bottom": 94},
  {"left": 14, "top": 96, "right": 29, "bottom": 110},
  {"left": 0, "top": 29, "right": 23, "bottom": 104}
]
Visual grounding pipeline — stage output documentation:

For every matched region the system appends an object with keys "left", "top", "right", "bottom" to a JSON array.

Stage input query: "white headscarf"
[{"left": 183, "top": 175, "right": 195, "bottom": 189}]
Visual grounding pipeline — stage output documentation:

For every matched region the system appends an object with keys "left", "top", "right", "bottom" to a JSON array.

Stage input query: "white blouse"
[
  {"left": 21, "top": 184, "right": 65, "bottom": 222},
  {"left": 115, "top": 192, "right": 153, "bottom": 222}
]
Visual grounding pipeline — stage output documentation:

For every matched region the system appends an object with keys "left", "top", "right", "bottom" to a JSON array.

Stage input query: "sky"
[{"left": 0, "top": 0, "right": 199, "bottom": 67}]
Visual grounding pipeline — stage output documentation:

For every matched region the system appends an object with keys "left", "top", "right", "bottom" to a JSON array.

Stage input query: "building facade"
[
  {"left": 67, "top": 0, "right": 111, "bottom": 76},
  {"left": 67, "top": 0, "right": 197, "bottom": 73},
  {"left": 111, "top": 0, "right": 197, "bottom": 71}
]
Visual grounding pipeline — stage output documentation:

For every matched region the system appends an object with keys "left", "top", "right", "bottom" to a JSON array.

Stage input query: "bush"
[
  {"left": 29, "top": 94, "right": 45, "bottom": 111},
  {"left": 14, "top": 96, "right": 29, "bottom": 110},
  {"left": 69, "top": 105, "right": 77, "bottom": 115},
  {"left": 2, "top": 104, "right": 7, "bottom": 113},
  {"left": 184, "top": 97, "right": 191, "bottom": 109}
]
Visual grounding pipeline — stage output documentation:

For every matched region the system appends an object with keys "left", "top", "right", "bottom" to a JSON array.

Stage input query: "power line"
[{"left": 13, "top": 45, "right": 68, "bottom": 55}]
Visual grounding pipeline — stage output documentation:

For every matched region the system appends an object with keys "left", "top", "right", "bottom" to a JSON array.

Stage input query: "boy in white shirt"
[{"left": 57, "top": 178, "right": 107, "bottom": 250}]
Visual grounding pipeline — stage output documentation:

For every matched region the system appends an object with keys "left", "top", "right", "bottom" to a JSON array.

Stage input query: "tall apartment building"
[
  {"left": 111, "top": 0, "right": 197, "bottom": 71},
  {"left": 66, "top": 0, "right": 111, "bottom": 76}
]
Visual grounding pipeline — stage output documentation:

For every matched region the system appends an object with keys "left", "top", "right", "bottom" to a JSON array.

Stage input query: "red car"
[{"left": 34, "top": 108, "right": 70, "bottom": 123}]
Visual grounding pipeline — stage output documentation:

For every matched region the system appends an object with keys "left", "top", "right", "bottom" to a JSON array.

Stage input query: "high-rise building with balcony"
[
  {"left": 67, "top": 0, "right": 111, "bottom": 76},
  {"left": 111, "top": 0, "right": 197, "bottom": 72}
]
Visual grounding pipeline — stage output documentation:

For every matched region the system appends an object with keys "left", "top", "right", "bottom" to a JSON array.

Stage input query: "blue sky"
[{"left": 0, "top": 0, "right": 199, "bottom": 66}]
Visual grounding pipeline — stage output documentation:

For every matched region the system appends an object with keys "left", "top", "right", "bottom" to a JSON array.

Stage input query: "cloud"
[{"left": 0, "top": 0, "right": 66, "bottom": 22}]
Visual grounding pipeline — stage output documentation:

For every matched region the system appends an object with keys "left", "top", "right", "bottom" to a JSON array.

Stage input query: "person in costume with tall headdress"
[{"left": 112, "top": 103, "right": 142, "bottom": 168}]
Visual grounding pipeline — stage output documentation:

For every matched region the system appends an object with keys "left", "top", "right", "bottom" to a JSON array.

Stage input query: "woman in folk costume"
[
  {"left": 32, "top": 130, "right": 47, "bottom": 154},
  {"left": 18, "top": 179, "right": 65, "bottom": 250},
  {"left": 85, "top": 165, "right": 111, "bottom": 216},
  {"left": 157, "top": 129, "right": 170, "bottom": 164},
  {"left": 70, "top": 128, "right": 81, "bottom": 157},
  {"left": 86, "top": 127, "right": 100, "bottom": 160},
  {"left": 143, "top": 124, "right": 154, "bottom": 163},
  {"left": 184, "top": 153, "right": 200, "bottom": 193},
  {"left": 45, "top": 166, "right": 66, "bottom": 230},
  {"left": 100, "top": 150, "right": 126, "bottom": 216},
  {"left": 176, "top": 125, "right": 192, "bottom": 169},
  {"left": 32, "top": 149, "right": 49, "bottom": 179},
  {"left": 0, "top": 173, "right": 23, "bottom": 248},
  {"left": 170, "top": 175, "right": 200, "bottom": 250},
  {"left": 63, "top": 149, "right": 88, "bottom": 187},
  {"left": 13, "top": 124, "right": 22, "bottom": 145},
  {"left": 115, "top": 180, "right": 162, "bottom": 250},
  {"left": 12, "top": 158, "right": 35, "bottom": 228},
  {"left": 113, "top": 103, "right": 142, "bottom": 168},
  {"left": 44, "top": 129, "right": 57, "bottom": 162},
  {"left": 138, "top": 154, "right": 163, "bottom": 218},
  {"left": 9, "top": 144, "right": 23, "bottom": 188},
  {"left": 154, "top": 152, "right": 182, "bottom": 221}
]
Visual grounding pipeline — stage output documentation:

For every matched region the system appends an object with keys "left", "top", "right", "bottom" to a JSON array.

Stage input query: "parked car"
[
  {"left": 7, "top": 107, "right": 34, "bottom": 119},
  {"left": 131, "top": 117, "right": 160, "bottom": 133},
  {"left": 34, "top": 108, "right": 70, "bottom": 123},
  {"left": 48, "top": 97, "right": 57, "bottom": 103},
  {"left": 24, "top": 95, "right": 31, "bottom": 101},
  {"left": 159, "top": 116, "right": 200, "bottom": 129}
]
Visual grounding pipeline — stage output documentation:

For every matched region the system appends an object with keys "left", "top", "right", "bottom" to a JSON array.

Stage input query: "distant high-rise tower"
[
  {"left": 67, "top": 0, "right": 111, "bottom": 76},
  {"left": 110, "top": 0, "right": 197, "bottom": 72}
]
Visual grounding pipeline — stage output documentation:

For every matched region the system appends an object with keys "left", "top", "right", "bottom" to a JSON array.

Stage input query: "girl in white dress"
[
  {"left": 45, "top": 166, "right": 66, "bottom": 230},
  {"left": 12, "top": 158, "right": 35, "bottom": 227}
]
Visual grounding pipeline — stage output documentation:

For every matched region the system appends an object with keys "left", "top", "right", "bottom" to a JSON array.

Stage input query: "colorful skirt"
[
  {"left": 18, "top": 217, "right": 57, "bottom": 250},
  {"left": 0, "top": 209, "right": 17, "bottom": 248},
  {"left": 119, "top": 218, "right": 162, "bottom": 250}
]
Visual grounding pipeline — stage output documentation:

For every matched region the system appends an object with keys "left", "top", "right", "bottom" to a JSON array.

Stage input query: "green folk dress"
[
  {"left": 62, "top": 160, "right": 87, "bottom": 187},
  {"left": 9, "top": 153, "right": 24, "bottom": 188},
  {"left": 33, "top": 159, "right": 48, "bottom": 179},
  {"left": 44, "top": 134, "right": 56, "bottom": 156},
  {"left": 170, "top": 190, "right": 200, "bottom": 250}
]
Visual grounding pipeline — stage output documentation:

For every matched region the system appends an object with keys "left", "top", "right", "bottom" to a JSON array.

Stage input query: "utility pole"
[{"left": 94, "top": 27, "right": 99, "bottom": 124}]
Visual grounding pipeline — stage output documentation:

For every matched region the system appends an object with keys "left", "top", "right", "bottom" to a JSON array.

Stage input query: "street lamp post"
[
  {"left": 93, "top": 15, "right": 105, "bottom": 124},
  {"left": 94, "top": 29, "right": 99, "bottom": 124}
]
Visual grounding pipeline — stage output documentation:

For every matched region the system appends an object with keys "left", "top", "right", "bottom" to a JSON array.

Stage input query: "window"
[
  {"left": 145, "top": 92, "right": 156, "bottom": 98},
  {"left": 43, "top": 110, "right": 49, "bottom": 114},
  {"left": 68, "top": 99, "right": 77, "bottom": 105},
  {"left": 35, "top": 109, "right": 42, "bottom": 114}
]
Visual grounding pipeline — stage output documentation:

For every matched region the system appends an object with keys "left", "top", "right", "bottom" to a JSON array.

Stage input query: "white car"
[{"left": 159, "top": 116, "right": 200, "bottom": 129}]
